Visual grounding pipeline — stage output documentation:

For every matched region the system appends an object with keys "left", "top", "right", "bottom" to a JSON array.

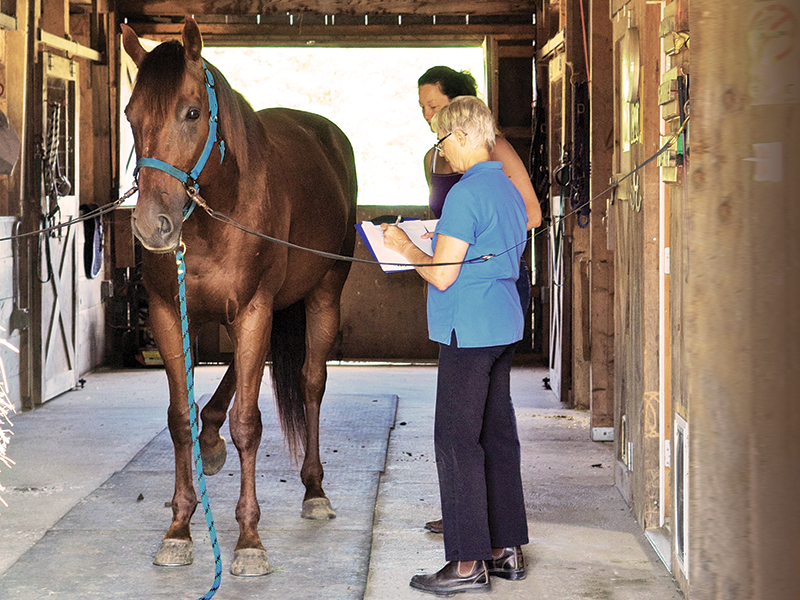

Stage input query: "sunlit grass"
[{"left": 203, "top": 47, "right": 486, "bottom": 206}]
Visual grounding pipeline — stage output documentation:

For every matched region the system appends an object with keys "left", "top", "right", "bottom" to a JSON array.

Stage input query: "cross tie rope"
[{"left": 176, "top": 245, "right": 222, "bottom": 599}]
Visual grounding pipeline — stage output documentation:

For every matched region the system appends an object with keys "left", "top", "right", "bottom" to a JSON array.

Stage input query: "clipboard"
[{"left": 355, "top": 218, "right": 438, "bottom": 273}]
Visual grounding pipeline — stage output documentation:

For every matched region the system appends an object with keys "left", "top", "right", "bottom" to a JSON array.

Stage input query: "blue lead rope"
[{"left": 177, "top": 246, "right": 222, "bottom": 599}]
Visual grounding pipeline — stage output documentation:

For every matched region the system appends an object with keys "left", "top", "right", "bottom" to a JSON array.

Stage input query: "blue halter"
[{"left": 134, "top": 60, "right": 226, "bottom": 220}]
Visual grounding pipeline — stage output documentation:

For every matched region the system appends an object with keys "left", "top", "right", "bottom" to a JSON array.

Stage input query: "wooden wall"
[
  {"left": 537, "top": 0, "right": 616, "bottom": 435},
  {"left": 342, "top": 206, "right": 437, "bottom": 361}
]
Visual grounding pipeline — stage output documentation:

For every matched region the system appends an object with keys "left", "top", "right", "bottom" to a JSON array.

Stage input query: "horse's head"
[{"left": 121, "top": 17, "right": 222, "bottom": 253}]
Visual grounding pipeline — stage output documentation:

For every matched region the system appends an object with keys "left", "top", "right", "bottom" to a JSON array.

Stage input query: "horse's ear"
[
  {"left": 120, "top": 23, "right": 148, "bottom": 67},
  {"left": 182, "top": 16, "right": 203, "bottom": 63}
]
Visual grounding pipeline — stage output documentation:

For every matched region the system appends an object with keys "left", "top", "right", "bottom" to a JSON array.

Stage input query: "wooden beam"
[
  {"left": 125, "top": 23, "right": 536, "bottom": 46},
  {"left": 537, "top": 29, "right": 564, "bottom": 59},
  {"left": 39, "top": 30, "right": 104, "bottom": 61},
  {"left": 0, "top": 12, "right": 17, "bottom": 31},
  {"left": 117, "top": 1, "right": 537, "bottom": 17}
]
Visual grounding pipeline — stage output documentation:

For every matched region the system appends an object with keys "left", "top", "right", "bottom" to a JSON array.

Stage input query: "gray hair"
[{"left": 431, "top": 96, "right": 496, "bottom": 151}]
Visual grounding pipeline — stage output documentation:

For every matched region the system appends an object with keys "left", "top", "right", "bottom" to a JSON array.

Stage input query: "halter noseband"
[{"left": 133, "top": 59, "right": 226, "bottom": 221}]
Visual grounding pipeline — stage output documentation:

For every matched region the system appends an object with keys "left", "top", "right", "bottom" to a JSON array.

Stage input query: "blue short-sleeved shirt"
[{"left": 427, "top": 161, "right": 528, "bottom": 347}]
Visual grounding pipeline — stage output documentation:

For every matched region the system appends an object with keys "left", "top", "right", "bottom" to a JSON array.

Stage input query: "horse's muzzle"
[{"left": 131, "top": 210, "right": 182, "bottom": 254}]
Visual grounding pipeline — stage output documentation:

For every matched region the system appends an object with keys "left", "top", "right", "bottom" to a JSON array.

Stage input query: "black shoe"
[
  {"left": 424, "top": 518, "right": 443, "bottom": 534},
  {"left": 410, "top": 560, "right": 491, "bottom": 596},
  {"left": 488, "top": 546, "right": 526, "bottom": 580}
]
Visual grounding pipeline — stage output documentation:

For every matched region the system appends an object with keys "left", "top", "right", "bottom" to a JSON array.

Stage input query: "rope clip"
[
  {"left": 175, "top": 239, "right": 187, "bottom": 268},
  {"left": 185, "top": 185, "right": 213, "bottom": 216}
]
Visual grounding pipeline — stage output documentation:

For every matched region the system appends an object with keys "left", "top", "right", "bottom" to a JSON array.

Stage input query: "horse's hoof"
[
  {"left": 153, "top": 538, "right": 193, "bottom": 566},
  {"left": 202, "top": 435, "right": 227, "bottom": 475},
  {"left": 301, "top": 497, "right": 336, "bottom": 520},
  {"left": 230, "top": 548, "right": 270, "bottom": 577}
]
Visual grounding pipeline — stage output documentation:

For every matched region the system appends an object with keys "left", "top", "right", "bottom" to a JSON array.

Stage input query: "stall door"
[
  {"left": 547, "top": 55, "right": 569, "bottom": 401},
  {"left": 549, "top": 192, "right": 564, "bottom": 399},
  {"left": 36, "top": 53, "right": 79, "bottom": 403}
]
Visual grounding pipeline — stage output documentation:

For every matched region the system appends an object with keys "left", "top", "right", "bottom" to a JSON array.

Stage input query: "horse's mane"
[
  {"left": 135, "top": 40, "right": 263, "bottom": 174},
  {"left": 205, "top": 61, "right": 264, "bottom": 174}
]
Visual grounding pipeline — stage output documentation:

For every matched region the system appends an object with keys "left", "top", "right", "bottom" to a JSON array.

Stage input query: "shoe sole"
[
  {"left": 409, "top": 581, "right": 491, "bottom": 597},
  {"left": 489, "top": 569, "right": 526, "bottom": 581}
]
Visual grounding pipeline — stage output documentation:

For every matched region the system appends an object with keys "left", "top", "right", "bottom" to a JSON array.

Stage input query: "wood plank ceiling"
[{"left": 117, "top": 0, "right": 539, "bottom": 45}]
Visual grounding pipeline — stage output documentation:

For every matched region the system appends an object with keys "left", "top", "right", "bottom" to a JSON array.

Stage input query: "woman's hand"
[
  {"left": 382, "top": 223, "right": 468, "bottom": 292},
  {"left": 381, "top": 223, "right": 413, "bottom": 254}
]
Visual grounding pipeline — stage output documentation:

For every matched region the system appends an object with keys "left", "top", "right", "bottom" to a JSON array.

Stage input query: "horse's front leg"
[
  {"left": 149, "top": 296, "right": 198, "bottom": 567},
  {"left": 228, "top": 305, "right": 272, "bottom": 576},
  {"left": 300, "top": 267, "right": 349, "bottom": 520}
]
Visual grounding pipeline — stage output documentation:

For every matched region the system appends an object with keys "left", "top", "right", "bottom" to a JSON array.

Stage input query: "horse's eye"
[{"left": 186, "top": 108, "right": 201, "bottom": 121}]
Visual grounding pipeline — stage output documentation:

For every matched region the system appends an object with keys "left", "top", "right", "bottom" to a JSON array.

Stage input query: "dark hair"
[{"left": 418, "top": 66, "right": 478, "bottom": 100}]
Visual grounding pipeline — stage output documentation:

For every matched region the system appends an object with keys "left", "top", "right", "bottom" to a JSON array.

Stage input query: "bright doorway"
[{"left": 120, "top": 45, "right": 486, "bottom": 207}]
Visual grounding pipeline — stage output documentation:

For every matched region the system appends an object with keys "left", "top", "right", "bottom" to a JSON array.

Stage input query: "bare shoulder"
[
  {"left": 491, "top": 135, "right": 543, "bottom": 229},
  {"left": 490, "top": 136, "right": 524, "bottom": 167},
  {"left": 424, "top": 146, "right": 435, "bottom": 170}
]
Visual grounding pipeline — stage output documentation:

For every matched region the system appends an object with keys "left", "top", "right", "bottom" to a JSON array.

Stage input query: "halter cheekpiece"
[{"left": 134, "top": 59, "right": 225, "bottom": 221}]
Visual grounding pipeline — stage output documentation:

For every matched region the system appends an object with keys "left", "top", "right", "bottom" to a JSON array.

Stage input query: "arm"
[
  {"left": 381, "top": 225, "right": 468, "bottom": 291},
  {"left": 423, "top": 147, "right": 434, "bottom": 188},
  {"left": 492, "top": 137, "right": 543, "bottom": 230}
]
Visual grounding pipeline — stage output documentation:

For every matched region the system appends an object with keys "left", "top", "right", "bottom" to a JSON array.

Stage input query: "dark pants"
[{"left": 435, "top": 332, "right": 529, "bottom": 562}]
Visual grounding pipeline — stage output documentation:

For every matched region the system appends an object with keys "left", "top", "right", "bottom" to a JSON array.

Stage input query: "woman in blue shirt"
[{"left": 383, "top": 96, "right": 529, "bottom": 596}]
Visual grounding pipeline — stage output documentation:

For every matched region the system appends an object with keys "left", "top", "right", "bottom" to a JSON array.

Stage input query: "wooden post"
[
  {"left": 588, "top": 0, "right": 615, "bottom": 441},
  {"left": 690, "top": 0, "right": 800, "bottom": 597}
]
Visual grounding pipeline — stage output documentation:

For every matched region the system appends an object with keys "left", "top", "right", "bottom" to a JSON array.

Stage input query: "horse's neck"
[{"left": 199, "top": 94, "right": 284, "bottom": 225}]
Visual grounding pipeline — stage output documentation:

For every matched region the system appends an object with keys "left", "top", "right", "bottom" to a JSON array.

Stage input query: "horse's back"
[{"left": 257, "top": 107, "right": 357, "bottom": 206}]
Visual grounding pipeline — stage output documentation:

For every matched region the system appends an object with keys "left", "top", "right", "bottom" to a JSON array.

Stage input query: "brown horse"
[{"left": 121, "top": 17, "right": 357, "bottom": 576}]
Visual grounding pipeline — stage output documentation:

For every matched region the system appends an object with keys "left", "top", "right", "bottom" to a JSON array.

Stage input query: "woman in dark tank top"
[
  {"left": 418, "top": 66, "right": 543, "bottom": 229},
  {"left": 418, "top": 66, "right": 543, "bottom": 329},
  {"left": 428, "top": 146, "right": 462, "bottom": 218}
]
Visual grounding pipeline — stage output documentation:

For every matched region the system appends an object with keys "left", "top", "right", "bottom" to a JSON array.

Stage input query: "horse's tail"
[{"left": 270, "top": 299, "right": 307, "bottom": 460}]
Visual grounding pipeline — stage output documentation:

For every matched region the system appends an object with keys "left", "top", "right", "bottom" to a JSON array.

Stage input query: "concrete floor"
[{"left": 0, "top": 364, "right": 684, "bottom": 599}]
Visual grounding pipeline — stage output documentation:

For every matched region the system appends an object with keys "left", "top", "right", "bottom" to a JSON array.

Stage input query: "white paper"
[{"left": 356, "top": 219, "right": 438, "bottom": 273}]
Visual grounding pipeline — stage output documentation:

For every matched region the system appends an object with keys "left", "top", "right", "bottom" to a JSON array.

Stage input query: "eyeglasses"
[{"left": 434, "top": 132, "right": 452, "bottom": 153}]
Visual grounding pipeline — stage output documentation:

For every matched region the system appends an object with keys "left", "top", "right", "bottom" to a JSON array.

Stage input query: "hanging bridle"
[{"left": 133, "top": 59, "right": 225, "bottom": 221}]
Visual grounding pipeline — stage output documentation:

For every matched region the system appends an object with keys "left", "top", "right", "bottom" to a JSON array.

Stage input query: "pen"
[{"left": 395, "top": 215, "right": 402, "bottom": 225}]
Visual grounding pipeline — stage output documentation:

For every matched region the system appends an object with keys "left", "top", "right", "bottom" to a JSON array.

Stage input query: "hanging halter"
[{"left": 133, "top": 60, "right": 225, "bottom": 221}]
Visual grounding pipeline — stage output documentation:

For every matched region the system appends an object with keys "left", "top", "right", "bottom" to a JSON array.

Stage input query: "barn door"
[{"left": 35, "top": 53, "right": 80, "bottom": 403}]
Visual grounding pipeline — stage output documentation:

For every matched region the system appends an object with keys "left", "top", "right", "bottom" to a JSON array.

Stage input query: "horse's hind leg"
[
  {"left": 300, "top": 263, "right": 351, "bottom": 520},
  {"left": 199, "top": 361, "right": 236, "bottom": 475}
]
